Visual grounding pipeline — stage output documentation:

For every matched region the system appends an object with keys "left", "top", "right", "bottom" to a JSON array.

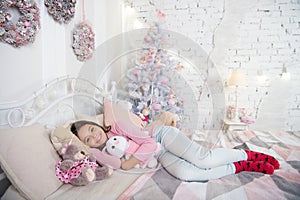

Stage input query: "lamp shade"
[{"left": 227, "top": 71, "right": 246, "bottom": 86}]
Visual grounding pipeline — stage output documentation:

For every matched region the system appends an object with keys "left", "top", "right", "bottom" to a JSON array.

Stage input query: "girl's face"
[{"left": 77, "top": 124, "right": 108, "bottom": 148}]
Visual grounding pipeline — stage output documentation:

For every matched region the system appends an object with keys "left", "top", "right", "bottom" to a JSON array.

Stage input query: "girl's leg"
[
  {"left": 159, "top": 152, "right": 274, "bottom": 182},
  {"left": 158, "top": 151, "right": 236, "bottom": 181},
  {"left": 155, "top": 126, "right": 247, "bottom": 169}
]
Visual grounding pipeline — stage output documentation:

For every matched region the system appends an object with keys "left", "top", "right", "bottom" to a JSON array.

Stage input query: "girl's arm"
[
  {"left": 120, "top": 156, "right": 141, "bottom": 170},
  {"left": 111, "top": 121, "right": 157, "bottom": 163},
  {"left": 89, "top": 148, "right": 121, "bottom": 169}
]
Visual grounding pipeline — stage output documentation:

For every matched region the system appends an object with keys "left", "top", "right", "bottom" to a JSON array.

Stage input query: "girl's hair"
[{"left": 70, "top": 120, "right": 111, "bottom": 137}]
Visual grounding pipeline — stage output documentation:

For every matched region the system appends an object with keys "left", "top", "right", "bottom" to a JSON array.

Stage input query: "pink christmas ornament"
[
  {"left": 152, "top": 102, "right": 161, "bottom": 111},
  {"left": 144, "top": 35, "right": 151, "bottom": 43},
  {"left": 168, "top": 98, "right": 175, "bottom": 105},
  {"left": 149, "top": 50, "right": 156, "bottom": 55},
  {"left": 146, "top": 55, "right": 153, "bottom": 62},
  {"left": 156, "top": 10, "right": 166, "bottom": 19},
  {"left": 161, "top": 79, "right": 169, "bottom": 85}
]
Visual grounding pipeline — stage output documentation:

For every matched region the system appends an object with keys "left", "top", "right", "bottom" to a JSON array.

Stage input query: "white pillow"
[{"left": 0, "top": 124, "right": 62, "bottom": 200}]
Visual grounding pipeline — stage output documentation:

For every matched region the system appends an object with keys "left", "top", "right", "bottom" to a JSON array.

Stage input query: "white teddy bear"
[{"left": 103, "top": 136, "right": 161, "bottom": 169}]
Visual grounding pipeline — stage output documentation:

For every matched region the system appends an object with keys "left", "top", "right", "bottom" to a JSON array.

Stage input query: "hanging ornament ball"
[
  {"left": 44, "top": 0, "right": 76, "bottom": 24},
  {"left": 168, "top": 98, "right": 175, "bottom": 106},
  {"left": 145, "top": 55, "right": 153, "bottom": 62},
  {"left": 156, "top": 10, "right": 166, "bottom": 19},
  {"left": 144, "top": 35, "right": 151, "bottom": 43},
  {"left": 152, "top": 102, "right": 162, "bottom": 111},
  {"left": 0, "top": 0, "right": 40, "bottom": 47},
  {"left": 161, "top": 78, "right": 169, "bottom": 85},
  {"left": 72, "top": 22, "right": 95, "bottom": 62}
]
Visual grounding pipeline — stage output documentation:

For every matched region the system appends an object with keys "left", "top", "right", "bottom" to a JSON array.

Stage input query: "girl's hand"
[
  {"left": 120, "top": 156, "right": 141, "bottom": 170},
  {"left": 120, "top": 157, "right": 126, "bottom": 166}
]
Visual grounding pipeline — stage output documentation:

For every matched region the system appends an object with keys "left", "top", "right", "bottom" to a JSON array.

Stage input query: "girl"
[{"left": 71, "top": 119, "right": 279, "bottom": 182}]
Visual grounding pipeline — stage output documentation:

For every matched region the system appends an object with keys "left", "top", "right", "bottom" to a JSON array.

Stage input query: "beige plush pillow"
[
  {"left": 50, "top": 123, "right": 90, "bottom": 156},
  {"left": 0, "top": 124, "right": 62, "bottom": 200},
  {"left": 50, "top": 114, "right": 104, "bottom": 155},
  {"left": 103, "top": 99, "right": 145, "bottom": 128}
]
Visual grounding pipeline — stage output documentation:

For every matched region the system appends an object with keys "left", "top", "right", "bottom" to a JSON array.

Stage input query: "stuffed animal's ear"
[
  {"left": 59, "top": 144, "right": 69, "bottom": 155},
  {"left": 88, "top": 154, "right": 96, "bottom": 162}
]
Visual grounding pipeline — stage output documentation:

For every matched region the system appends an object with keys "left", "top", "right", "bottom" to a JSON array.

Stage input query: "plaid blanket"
[{"left": 118, "top": 130, "right": 300, "bottom": 200}]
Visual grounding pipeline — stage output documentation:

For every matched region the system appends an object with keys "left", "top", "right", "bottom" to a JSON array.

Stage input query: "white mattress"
[{"left": 2, "top": 169, "right": 145, "bottom": 200}]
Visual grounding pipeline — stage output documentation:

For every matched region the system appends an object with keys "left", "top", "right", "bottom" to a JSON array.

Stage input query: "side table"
[{"left": 223, "top": 119, "right": 249, "bottom": 133}]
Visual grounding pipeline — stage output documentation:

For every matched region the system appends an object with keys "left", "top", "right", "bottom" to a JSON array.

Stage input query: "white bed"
[
  {"left": 0, "top": 76, "right": 148, "bottom": 200},
  {"left": 0, "top": 76, "right": 299, "bottom": 200}
]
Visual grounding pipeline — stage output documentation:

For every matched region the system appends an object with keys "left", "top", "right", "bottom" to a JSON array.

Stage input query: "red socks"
[
  {"left": 245, "top": 150, "right": 280, "bottom": 169},
  {"left": 234, "top": 161, "right": 274, "bottom": 174},
  {"left": 234, "top": 150, "right": 280, "bottom": 174}
]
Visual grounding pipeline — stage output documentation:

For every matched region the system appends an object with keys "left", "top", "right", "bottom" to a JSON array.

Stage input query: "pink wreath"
[
  {"left": 44, "top": 0, "right": 76, "bottom": 24},
  {"left": 0, "top": 0, "right": 40, "bottom": 47}
]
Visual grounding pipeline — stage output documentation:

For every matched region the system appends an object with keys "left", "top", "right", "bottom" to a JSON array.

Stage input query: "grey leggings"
[{"left": 154, "top": 126, "right": 247, "bottom": 181}]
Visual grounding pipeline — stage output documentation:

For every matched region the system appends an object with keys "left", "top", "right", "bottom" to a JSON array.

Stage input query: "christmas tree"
[{"left": 124, "top": 11, "right": 184, "bottom": 125}]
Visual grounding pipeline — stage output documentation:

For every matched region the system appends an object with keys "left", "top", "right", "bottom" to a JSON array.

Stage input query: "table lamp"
[{"left": 227, "top": 71, "right": 246, "bottom": 122}]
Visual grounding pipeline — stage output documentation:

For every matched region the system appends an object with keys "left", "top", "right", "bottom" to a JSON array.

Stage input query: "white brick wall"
[{"left": 124, "top": 0, "right": 300, "bottom": 131}]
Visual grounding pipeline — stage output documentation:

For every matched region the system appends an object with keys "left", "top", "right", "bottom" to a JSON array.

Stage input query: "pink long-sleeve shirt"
[
  {"left": 108, "top": 120, "right": 157, "bottom": 162},
  {"left": 90, "top": 120, "right": 158, "bottom": 169}
]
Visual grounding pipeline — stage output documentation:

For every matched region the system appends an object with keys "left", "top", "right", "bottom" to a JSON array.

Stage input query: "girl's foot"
[
  {"left": 245, "top": 150, "right": 280, "bottom": 169},
  {"left": 234, "top": 161, "right": 274, "bottom": 174}
]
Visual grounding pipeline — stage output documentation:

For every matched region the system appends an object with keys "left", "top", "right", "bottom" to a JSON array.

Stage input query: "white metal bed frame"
[
  {"left": 0, "top": 76, "right": 108, "bottom": 129},
  {"left": 0, "top": 76, "right": 113, "bottom": 193}
]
